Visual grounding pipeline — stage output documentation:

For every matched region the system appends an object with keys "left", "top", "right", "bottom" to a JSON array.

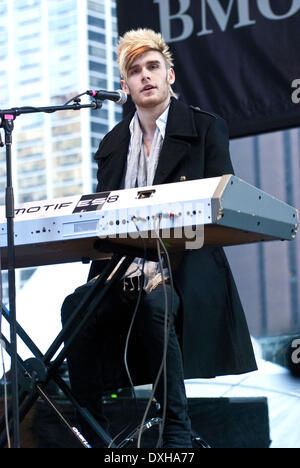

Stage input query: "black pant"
[{"left": 61, "top": 279, "right": 192, "bottom": 448}]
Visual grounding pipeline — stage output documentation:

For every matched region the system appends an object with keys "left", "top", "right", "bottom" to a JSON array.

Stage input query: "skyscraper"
[{"left": 0, "top": 0, "right": 121, "bottom": 297}]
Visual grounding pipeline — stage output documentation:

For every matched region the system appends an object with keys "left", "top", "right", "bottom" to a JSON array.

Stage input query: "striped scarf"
[{"left": 123, "top": 111, "right": 169, "bottom": 293}]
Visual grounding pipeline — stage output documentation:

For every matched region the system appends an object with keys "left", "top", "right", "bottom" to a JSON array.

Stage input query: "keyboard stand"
[{"left": 0, "top": 252, "right": 136, "bottom": 448}]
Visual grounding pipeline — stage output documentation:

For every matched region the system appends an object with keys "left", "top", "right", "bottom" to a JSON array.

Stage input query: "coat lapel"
[
  {"left": 153, "top": 98, "right": 198, "bottom": 185},
  {"left": 95, "top": 113, "right": 132, "bottom": 192}
]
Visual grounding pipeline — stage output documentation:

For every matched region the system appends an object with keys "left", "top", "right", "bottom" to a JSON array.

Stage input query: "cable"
[
  {"left": 63, "top": 92, "right": 88, "bottom": 106},
  {"left": 119, "top": 216, "right": 167, "bottom": 449},
  {"left": 153, "top": 215, "right": 176, "bottom": 449},
  {"left": 135, "top": 245, "right": 169, "bottom": 448},
  {"left": 154, "top": 238, "right": 168, "bottom": 448},
  {"left": 110, "top": 214, "right": 175, "bottom": 449},
  {"left": 108, "top": 268, "right": 145, "bottom": 448},
  {"left": 135, "top": 214, "right": 174, "bottom": 449},
  {"left": 108, "top": 219, "right": 147, "bottom": 448}
]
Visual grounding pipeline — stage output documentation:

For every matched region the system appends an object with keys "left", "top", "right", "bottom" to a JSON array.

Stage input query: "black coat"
[{"left": 88, "top": 97, "right": 257, "bottom": 388}]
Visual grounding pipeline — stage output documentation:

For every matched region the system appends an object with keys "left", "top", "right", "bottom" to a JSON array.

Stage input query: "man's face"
[{"left": 121, "top": 50, "right": 175, "bottom": 109}]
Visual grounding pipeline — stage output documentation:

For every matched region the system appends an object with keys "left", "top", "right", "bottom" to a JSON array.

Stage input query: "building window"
[
  {"left": 88, "top": 15, "right": 105, "bottom": 29},
  {"left": 88, "top": 30, "right": 105, "bottom": 43},
  {"left": 89, "top": 60, "right": 106, "bottom": 74}
]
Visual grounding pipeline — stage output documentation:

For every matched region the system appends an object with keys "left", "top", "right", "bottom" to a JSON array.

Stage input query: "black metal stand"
[
  {"left": 0, "top": 253, "right": 135, "bottom": 448},
  {"left": 0, "top": 242, "right": 212, "bottom": 449},
  {"left": 1, "top": 114, "right": 19, "bottom": 447},
  {"left": 0, "top": 93, "right": 104, "bottom": 447}
]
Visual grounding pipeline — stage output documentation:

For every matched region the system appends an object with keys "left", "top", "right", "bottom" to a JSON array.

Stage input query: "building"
[{"left": 0, "top": 0, "right": 122, "bottom": 297}]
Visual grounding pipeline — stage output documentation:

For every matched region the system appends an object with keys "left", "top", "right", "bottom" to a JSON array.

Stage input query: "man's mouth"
[{"left": 141, "top": 85, "right": 155, "bottom": 92}]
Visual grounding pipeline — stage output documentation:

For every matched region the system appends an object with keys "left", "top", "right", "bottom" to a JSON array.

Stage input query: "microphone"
[{"left": 87, "top": 89, "right": 127, "bottom": 105}]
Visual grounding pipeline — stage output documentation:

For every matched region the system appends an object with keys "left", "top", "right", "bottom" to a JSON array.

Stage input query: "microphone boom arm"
[{"left": 0, "top": 95, "right": 103, "bottom": 119}]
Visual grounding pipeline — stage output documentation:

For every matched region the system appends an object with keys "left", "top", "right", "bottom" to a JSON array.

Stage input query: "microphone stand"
[{"left": 0, "top": 93, "right": 103, "bottom": 448}]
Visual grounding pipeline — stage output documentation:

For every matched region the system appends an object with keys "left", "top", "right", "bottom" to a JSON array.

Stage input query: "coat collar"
[
  {"left": 95, "top": 98, "right": 198, "bottom": 190},
  {"left": 165, "top": 96, "right": 198, "bottom": 138}
]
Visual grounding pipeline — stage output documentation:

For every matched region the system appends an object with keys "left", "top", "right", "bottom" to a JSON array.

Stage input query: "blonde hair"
[{"left": 117, "top": 28, "right": 176, "bottom": 97}]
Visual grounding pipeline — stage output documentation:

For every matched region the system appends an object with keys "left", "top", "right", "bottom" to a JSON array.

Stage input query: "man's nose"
[{"left": 141, "top": 67, "right": 151, "bottom": 81}]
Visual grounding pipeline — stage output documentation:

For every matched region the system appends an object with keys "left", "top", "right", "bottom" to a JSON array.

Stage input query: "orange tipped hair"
[
  {"left": 125, "top": 45, "right": 151, "bottom": 76},
  {"left": 117, "top": 29, "right": 176, "bottom": 97}
]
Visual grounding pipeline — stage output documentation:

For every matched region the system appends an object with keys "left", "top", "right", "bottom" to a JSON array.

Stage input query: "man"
[{"left": 61, "top": 29, "right": 257, "bottom": 448}]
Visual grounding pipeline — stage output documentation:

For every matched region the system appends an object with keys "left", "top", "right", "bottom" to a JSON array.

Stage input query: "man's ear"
[
  {"left": 121, "top": 80, "right": 130, "bottom": 95},
  {"left": 168, "top": 68, "right": 175, "bottom": 86}
]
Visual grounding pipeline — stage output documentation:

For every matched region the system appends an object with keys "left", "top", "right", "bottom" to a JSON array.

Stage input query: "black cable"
[
  {"left": 109, "top": 273, "right": 146, "bottom": 448},
  {"left": 153, "top": 217, "right": 176, "bottom": 448},
  {"left": 111, "top": 215, "right": 175, "bottom": 448},
  {"left": 118, "top": 216, "right": 168, "bottom": 449},
  {"left": 109, "top": 219, "right": 147, "bottom": 448},
  {"left": 135, "top": 215, "right": 174, "bottom": 449},
  {"left": 155, "top": 237, "right": 168, "bottom": 448},
  {"left": 63, "top": 92, "right": 88, "bottom": 106}
]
